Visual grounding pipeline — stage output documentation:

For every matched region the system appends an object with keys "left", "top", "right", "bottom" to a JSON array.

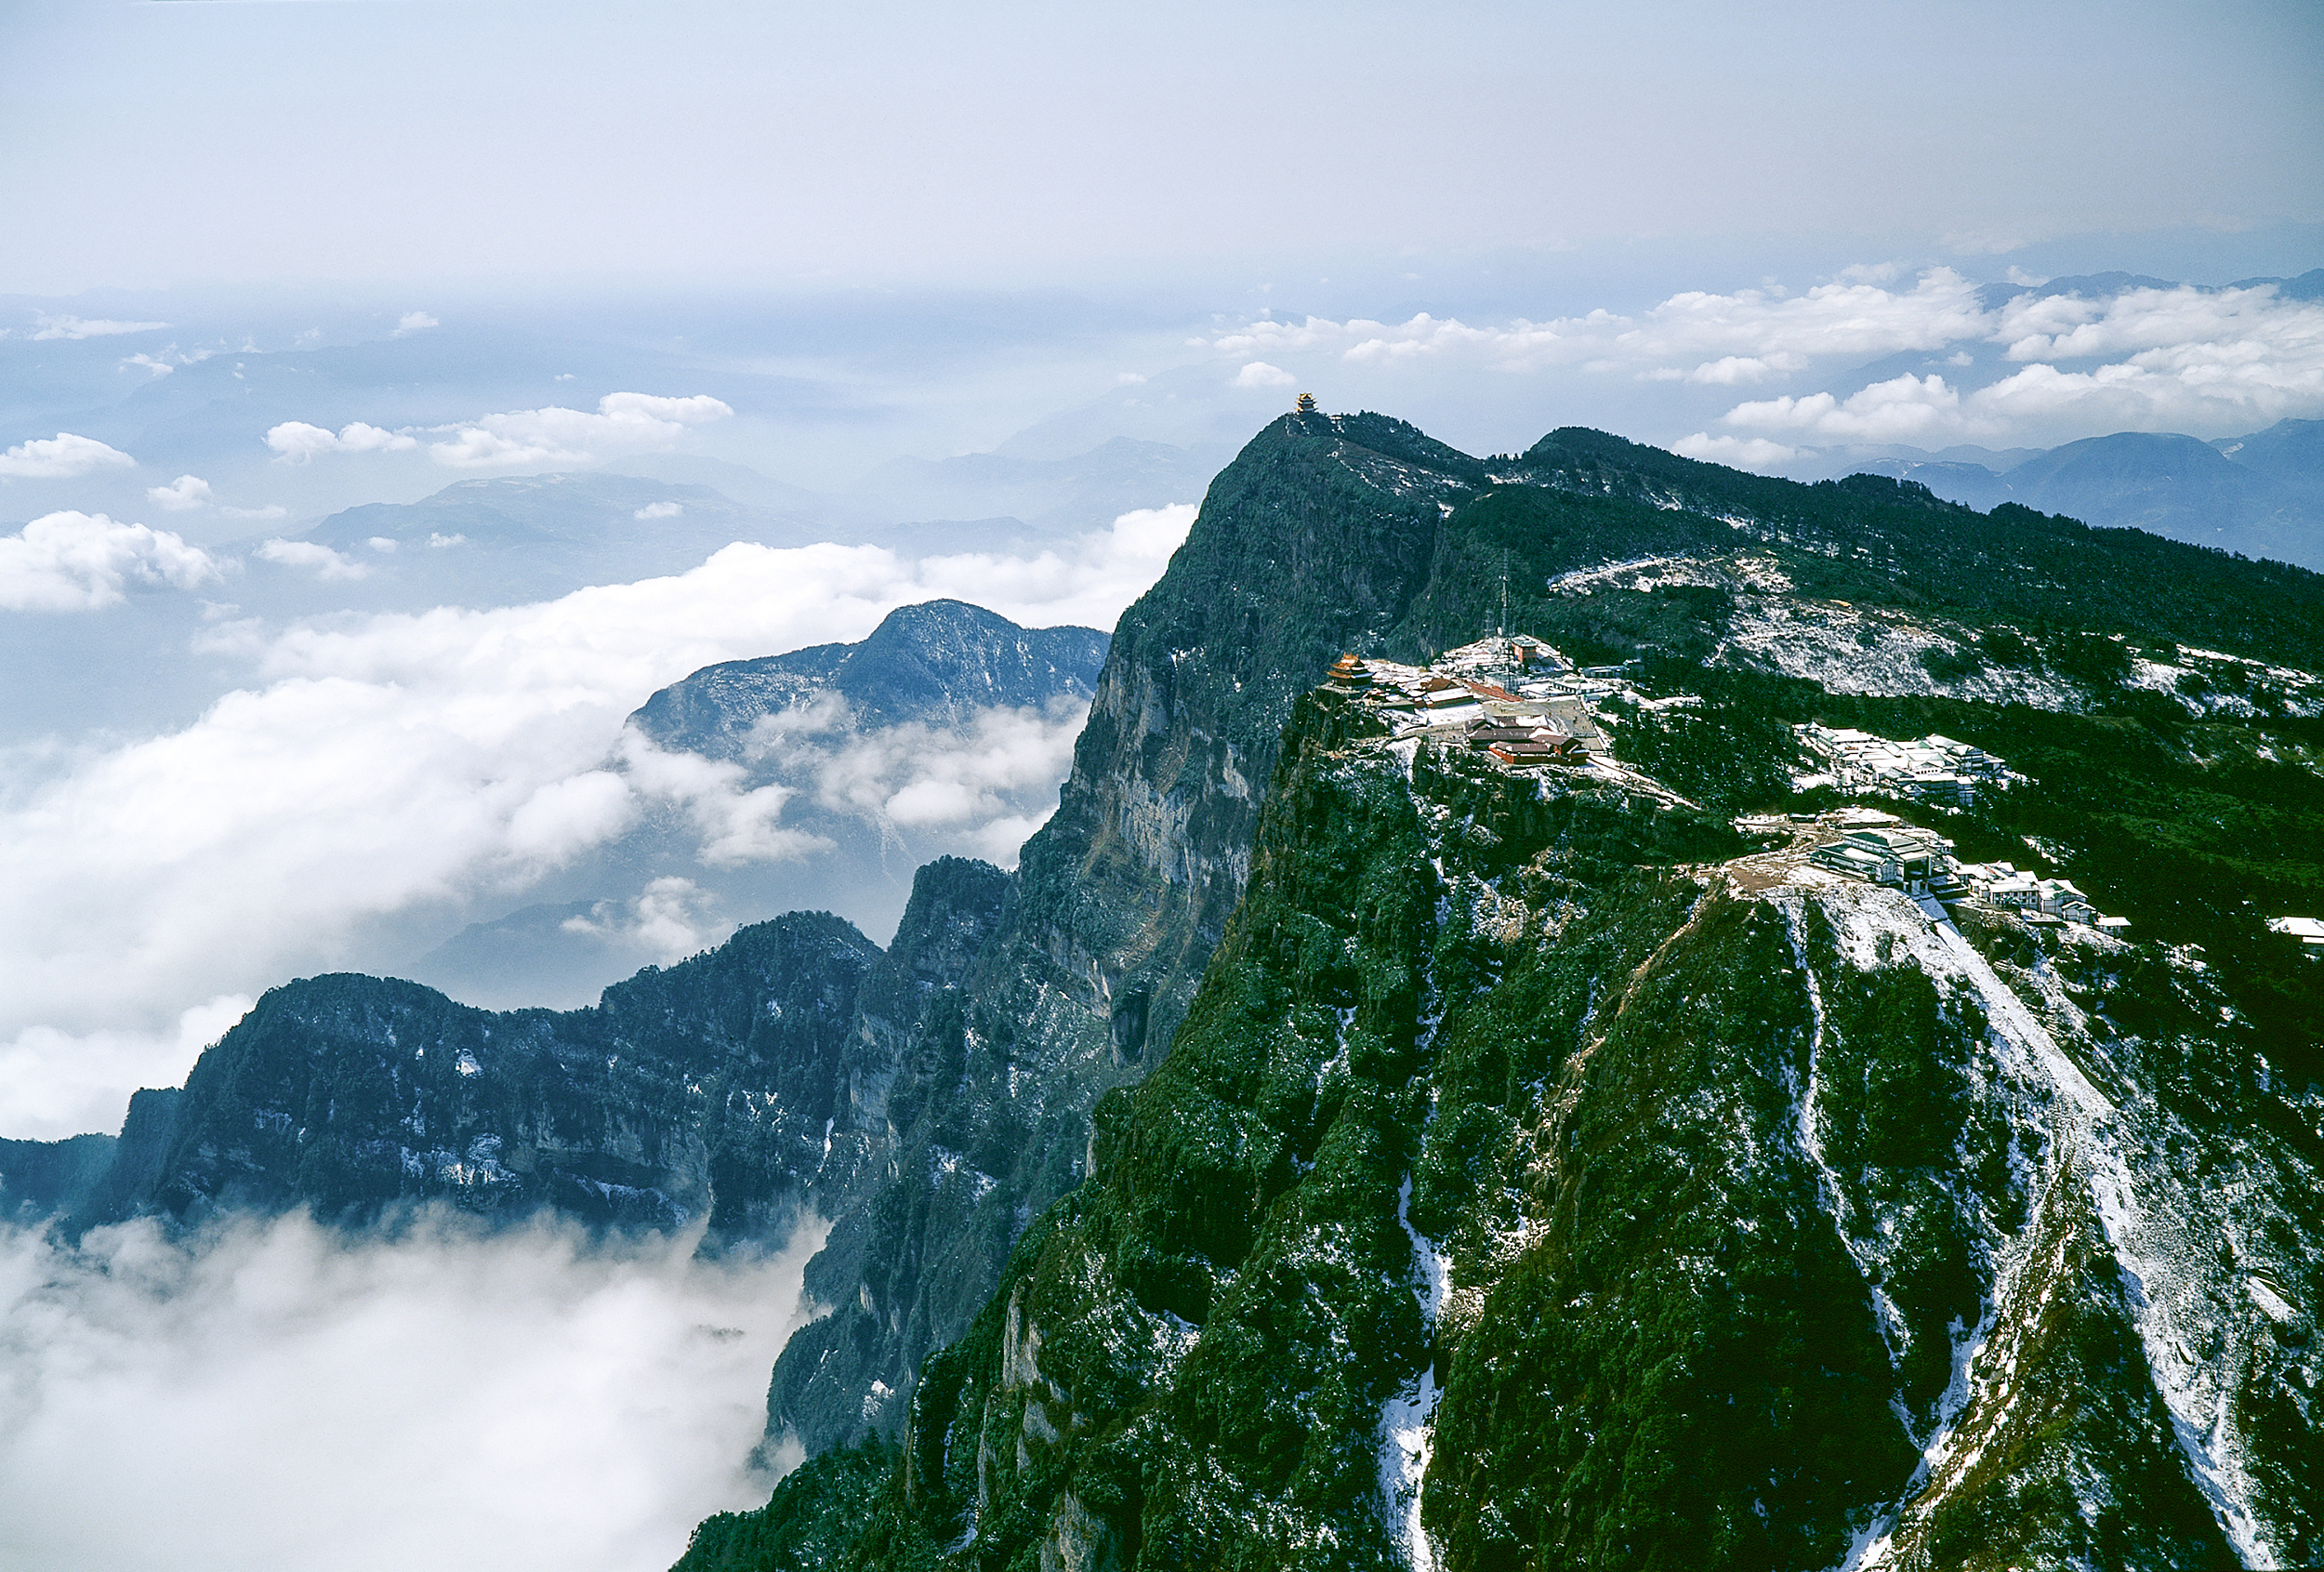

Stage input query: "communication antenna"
[{"left": 1499, "top": 551, "right": 1510, "bottom": 642}]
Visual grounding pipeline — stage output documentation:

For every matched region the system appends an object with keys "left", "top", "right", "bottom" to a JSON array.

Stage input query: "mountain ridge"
[{"left": 10, "top": 413, "right": 2323, "bottom": 1571}]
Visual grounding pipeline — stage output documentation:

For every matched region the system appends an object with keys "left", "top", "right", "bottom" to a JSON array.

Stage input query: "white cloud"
[
  {"left": 265, "top": 421, "right": 418, "bottom": 462},
  {"left": 619, "top": 737, "right": 827, "bottom": 868},
  {"left": 0, "top": 512, "right": 218, "bottom": 611},
  {"left": 559, "top": 876, "right": 726, "bottom": 966},
  {"left": 1723, "top": 373, "right": 1964, "bottom": 443},
  {"left": 505, "top": 769, "right": 638, "bottom": 862},
  {"left": 1205, "top": 268, "right": 2324, "bottom": 448},
  {"left": 635, "top": 501, "right": 683, "bottom": 521},
  {"left": 428, "top": 392, "right": 733, "bottom": 469},
  {"left": 630, "top": 686, "right": 1091, "bottom": 878},
  {"left": 1669, "top": 433, "right": 1800, "bottom": 469},
  {"left": 393, "top": 310, "right": 440, "bottom": 335},
  {"left": 221, "top": 503, "right": 291, "bottom": 522},
  {"left": 1646, "top": 353, "right": 1808, "bottom": 386},
  {"left": 1211, "top": 269, "right": 1991, "bottom": 378},
  {"left": 147, "top": 474, "right": 214, "bottom": 511},
  {"left": 0, "top": 503, "right": 1193, "bottom": 1130},
  {"left": 254, "top": 538, "right": 370, "bottom": 580},
  {"left": 1701, "top": 281, "right": 2324, "bottom": 445},
  {"left": 31, "top": 314, "right": 166, "bottom": 340},
  {"left": 784, "top": 697, "right": 1087, "bottom": 843},
  {"left": 0, "top": 1209, "right": 823, "bottom": 1572},
  {"left": 0, "top": 432, "right": 136, "bottom": 480},
  {"left": 120, "top": 346, "right": 213, "bottom": 378},
  {"left": 0, "top": 996, "right": 251, "bottom": 1142}
]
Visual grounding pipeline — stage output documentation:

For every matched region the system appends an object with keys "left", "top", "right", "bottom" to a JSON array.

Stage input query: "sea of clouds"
[
  {"left": 0, "top": 503, "right": 1195, "bottom": 1139},
  {"left": 0, "top": 1209, "right": 826, "bottom": 1572}
]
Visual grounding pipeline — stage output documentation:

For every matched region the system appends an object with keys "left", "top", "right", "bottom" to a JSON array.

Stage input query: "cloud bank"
[
  {"left": 146, "top": 474, "right": 214, "bottom": 511},
  {"left": 429, "top": 392, "right": 734, "bottom": 469},
  {"left": 265, "top": 421, "right": 418, "bottom": 461},
  {"left": 0, "top": 1209, "right": 824, "bottom": 1572},
  {"left": 29, "top": 314, "right": 166, "bottom": 341},
  {"left": 1208, "top": 271, "right": 2324, "bottom": 455},
  {"left": 1699, "top": 281, "right": 2324, "bottom": 454},
  {"left": 0, "top": 512, "right": 218, "bottom": 611},
  {"left": 0, "top": 504, "right": 1194, "bottom": 1135},
  {"left": 734, "top": 694, "right": 1090, "bottom": 865},
  {"left": 255, "top": 536, "right": 370, "bottom": 580},
  {"left": 0, "top": 433, "right": 136, "bottom": 480},
  {"left": 266, "top": 393, "right": 733, "bottom": 469}
]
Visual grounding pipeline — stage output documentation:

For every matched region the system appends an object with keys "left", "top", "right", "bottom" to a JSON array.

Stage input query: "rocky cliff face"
[
  {"left": 65, "top": 912, "right": 886, "bottom": 1243},
  {"left": 759, "top": 412, "right": 1486, "bottom": 1450}
]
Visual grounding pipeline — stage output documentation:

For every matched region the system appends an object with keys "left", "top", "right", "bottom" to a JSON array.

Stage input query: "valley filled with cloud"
[
  {"left": 0, "top": 504, "right": 1192, "bottom": 1138},
  {"left": 0, "top": 1209, "right": 825, "bottom": 1572}
]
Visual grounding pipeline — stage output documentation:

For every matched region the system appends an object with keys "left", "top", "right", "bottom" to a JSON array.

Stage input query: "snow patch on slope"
[
  {"left": 1800, "top": 881, "right": 2281, "bottom": 1566},
  {"left": 1379, "top": 1176, "right": 1450, "bottom": 1572}
]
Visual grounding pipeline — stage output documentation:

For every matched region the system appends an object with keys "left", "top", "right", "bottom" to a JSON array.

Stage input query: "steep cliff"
[
  {"left": 66, "top": 911, "right": 886, "bottom": 1242},
  {"left": 760, "top": 411, "right": 1486, "bottom": 1448}
]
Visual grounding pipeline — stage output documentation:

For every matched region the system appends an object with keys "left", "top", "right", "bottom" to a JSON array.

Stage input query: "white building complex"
[{"left": 1797, "top": 724, "right": 2007, "bottom": 806}]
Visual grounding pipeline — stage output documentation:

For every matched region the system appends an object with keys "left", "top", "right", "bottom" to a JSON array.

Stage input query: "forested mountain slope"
[
  {"left": 13, "top": 412, "right": 2322, "bottom": 1571},
  {"left": 676, "top": 415, "right": 2324, "bottom": 1571}
]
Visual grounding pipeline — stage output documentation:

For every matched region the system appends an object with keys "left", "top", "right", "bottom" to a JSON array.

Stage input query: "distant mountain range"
[
  {"left": 633, "top": 597, "right": 1111, "bottom": 746},
  {"left": 1831, "top": 416, "right": 2324, "bottom": 569}
]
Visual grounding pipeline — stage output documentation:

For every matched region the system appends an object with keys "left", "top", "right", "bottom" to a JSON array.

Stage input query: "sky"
[
  {"left": 1, "top": 4, "right": 2320, "bottom": 1567},
  {"left": 1, "top": 0, "right": 2319, "bottom": 299}
]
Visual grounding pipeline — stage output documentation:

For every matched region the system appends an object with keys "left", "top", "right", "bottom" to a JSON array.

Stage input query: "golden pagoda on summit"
[
  {"left": 1296, "top": 392, "right": 1317, "bottom": 415},
  {"left": 1326, "top": 652, "right": 1373, "bottom": 690}
]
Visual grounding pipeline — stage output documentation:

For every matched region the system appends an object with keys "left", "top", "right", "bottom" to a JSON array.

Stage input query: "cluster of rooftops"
[
  {"left": 1324, "top": 638, "right": 1622, "bottom": 772},
  {"left": 1795, "top": 724, "right": 2009, "bottom": 807},
  {"left": 1318, "top": 633, "right": 2130, "bottom": 937},
  {"left": 1750, "top": 806, "right": 2129, "bottom": 931}
]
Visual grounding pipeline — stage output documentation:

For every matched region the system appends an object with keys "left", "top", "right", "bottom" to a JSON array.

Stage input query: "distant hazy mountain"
[
  {"left": 2007, "top": 431, "right": 2296, "bottom": 559},
  {"left": 2217, "top": 415, "right": 2324, "bottom": 497},
  {"left": 242, "top": 471, "right": 825, "bottom": 612},
  {"left": 1842, "top": 416, "right": 2324, "bottom": 569},
  {"left": 410, "top": 600, "right": 1108, "bottom": 1009},
  {"left": 231, "top": 436, "right": 1220, "bottom": 623},
  {"left": 635, "top": 596, "right": 1111, "bottom": 749},
  {"left": 1974, "top": 267, "right": 2324, "bottom": 311}
]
